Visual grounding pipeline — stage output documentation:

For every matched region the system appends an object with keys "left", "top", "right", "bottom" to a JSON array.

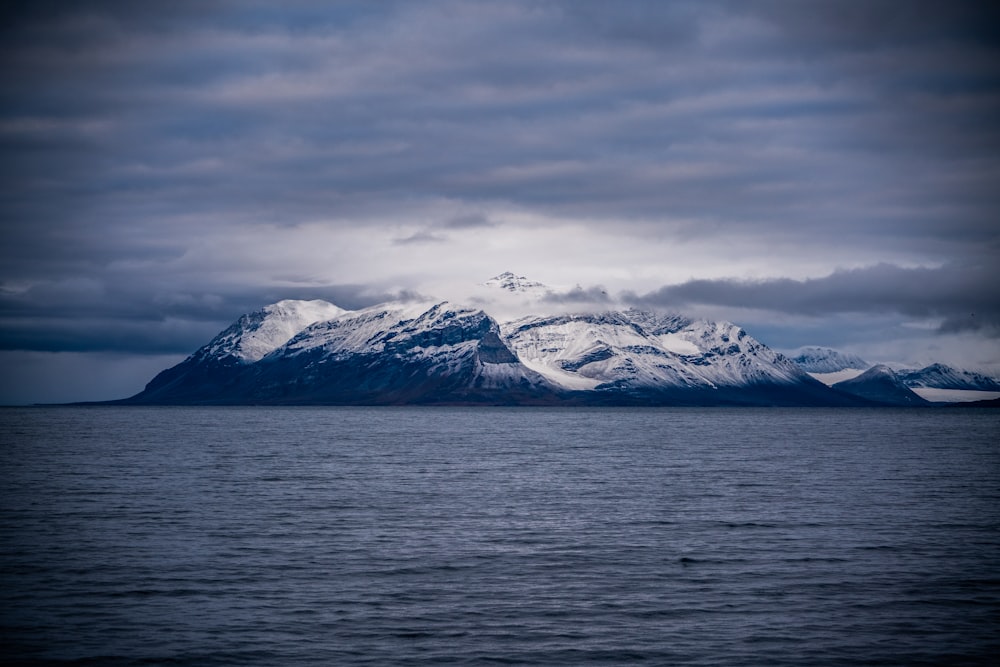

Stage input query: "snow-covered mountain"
[
  {"left": 831, "top": 365, "right": 930, "bottom": 406},
  {"left": 132, "top": 299, "right": 348, "bottom": 403},
  {"left": 897, "top": 363, "right": 1000, "bottom": 391},
  {"left": 258, "top": 300, "right": 557, "bottom": 403},
  {"left": 788, "top": 346, "right": 1000, "bottom": 402},
  {"left": 790, "top": 347, "right": 870, "bottom": 374},
  {"left": 201, "top": 299, "right": 347, "bottom": 364},
  {"left": 500, "top": 309, "right": 835, "bottom": 404},
  {"left": 123, "top": 274, "right": 879, "bottom": 406},
  {"left": 136, "top": 298, "right": 559, "bottom": 405}
]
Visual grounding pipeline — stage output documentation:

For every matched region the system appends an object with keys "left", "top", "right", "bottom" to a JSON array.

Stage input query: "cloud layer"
[
  {"left": 633, "top": 262, "right": 1000, "bottom": 335},
  {"left": 1, "top": 1, "right": 999, "bottom": 401}
]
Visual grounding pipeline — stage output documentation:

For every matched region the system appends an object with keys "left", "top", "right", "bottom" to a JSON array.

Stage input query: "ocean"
[{"left": 1, "top": 406, "right": 998, "bottom": 665}]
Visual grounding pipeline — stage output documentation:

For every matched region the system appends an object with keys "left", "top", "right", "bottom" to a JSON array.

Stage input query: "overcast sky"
[{"left": 2, "top": 0, "right": 999, "bottom": 403}]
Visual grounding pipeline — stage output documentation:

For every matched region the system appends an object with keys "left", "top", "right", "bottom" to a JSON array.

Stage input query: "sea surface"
[{"left": 1, "top": 406, "right": 998, "bottom": 666}]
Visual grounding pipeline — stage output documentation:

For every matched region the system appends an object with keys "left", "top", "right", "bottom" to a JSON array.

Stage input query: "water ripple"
[{"left": 2, "top": 406, "right": 999, "bottom": 666}]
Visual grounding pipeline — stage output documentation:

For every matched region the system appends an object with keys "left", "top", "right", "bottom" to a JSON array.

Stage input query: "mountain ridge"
[
  {"left": 897, "top": 363, "right": 1000, "bottom": 391},
  {"left": 116, "top": 274, "right": 994, "bottom": 407},
  {"left": 790, "top": 346, "right": 870, "bottom": 373}
]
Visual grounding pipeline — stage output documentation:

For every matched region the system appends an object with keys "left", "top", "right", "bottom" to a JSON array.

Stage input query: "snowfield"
[
  {"left": 910, "top": 388, "right": 1000, "bottom": 403},
  {"left": 809, "top": 369, "right": 867, "bottom": 386}
]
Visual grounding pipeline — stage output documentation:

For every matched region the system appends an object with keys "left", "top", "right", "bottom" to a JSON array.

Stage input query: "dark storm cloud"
[
  {"left": 0, "top": 277, "right": 393, "bottom": 353},
  {"left": 4, "top": 0, "right": 997, "bottom": 239},
  {"left": 632, "top": 263, "right": 1000, "bottom": 336}
]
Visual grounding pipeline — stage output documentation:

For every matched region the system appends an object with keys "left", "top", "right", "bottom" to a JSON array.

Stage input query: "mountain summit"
[
  {"left": 203, "top": 299, "right": 347, "bottom": 364},
  {"left": 482, "top": 272, "right": 551, "bottom": 296}
]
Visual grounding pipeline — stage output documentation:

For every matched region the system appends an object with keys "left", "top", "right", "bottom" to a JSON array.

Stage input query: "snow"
[
  {"left": 239, "top": 300, "right": 347, "bottom": 361},
  {"left": 282, "top": 299, "right": 443, "bottom": 356},
  {"left": 897, "top": 363, "right": 1000, "bottom": 391},
  {"left": 472, "top": 353, "right": 553, "bottom": 389},
  {"left": 482, "top": 272, "right": 550, "bottom": 294},
  {"left": 204, "top": 298, "right": 348, "bottom": 363},
  {"left": 502, "top": 314, "right": 677, "bottom": 389},
  {"left": 657, "top": 332, "right": 701, "bottom": 356},
  {"left": 517, "top": 356, "right": 603, "bottom": 390},
  {"left": 809, "top": 369, "right": 866, "bottom": 386},
  {"left": 789, "top": 347, "right": 870, "bottom": 373},
  {"left": 272, "top": 298, "right": 556, "bottom": 393},
  {"left": 911, "top": 388, "right": 1000, "bottom": 403},
  {"left": 500, "top": 311, "right": 806, "bottom": 391}
]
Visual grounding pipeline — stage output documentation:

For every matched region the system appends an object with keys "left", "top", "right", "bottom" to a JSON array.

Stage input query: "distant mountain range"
[
  {"left": 787, "top": 345, "right": 1000, "bottom": 405},
  {"left": 831, "top": 365, "right": 930, "bottom": 407},
  {"left": 896, "top": 363, "right": 1000, "bottom": 392},
  {"left": 117, "top": 273, "right": 1000, "bottom": 407}
]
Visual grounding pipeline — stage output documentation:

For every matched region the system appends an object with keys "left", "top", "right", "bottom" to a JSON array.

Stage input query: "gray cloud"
[
  {"left": 393, "top": 230, "right": 447, "bottom": 245},
  {"left": 543, "top": 285, "right": 613, "bottom": 306},
  {"left": 631, "top": 263, "right": 1000, "bottom": 336},
  {"left": 0, "top": 278, "right": 394, "bottom": 353},
  {"left": 4, "top": 0, "right": 997, "bottom": 239},
  {"left": 2, "top": 1, "right": 999, "bottom": 400},
  {"left": 440, "top": 213, "right": 495, "bottom": 230}
]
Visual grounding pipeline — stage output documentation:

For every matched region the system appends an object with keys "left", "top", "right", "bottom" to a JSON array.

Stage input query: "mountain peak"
[
  {"left": 790, "top": 346, "right": 869, "bottom": 373},
  {"left": 860, "top": 364, "right": 897, "bottom": 379},
  {"left": 207, "top": 298, "right": 347, "bottom": 363},
  {"left": 832, "top": 364, "right": 929, "bottom": 406},
  {"left": 483, "top": 272, "right": 549, "bottom": 294}
]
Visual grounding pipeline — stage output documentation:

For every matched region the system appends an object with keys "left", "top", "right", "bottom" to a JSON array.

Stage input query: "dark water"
[{"left": 1, "top": 407, "right": 998, "bottom": 666}]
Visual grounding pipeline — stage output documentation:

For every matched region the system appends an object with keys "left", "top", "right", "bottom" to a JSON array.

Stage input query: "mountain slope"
[
  {"left": 503, "top": 310, "right": 806, "bottom": 389},
  {"left": 250, "top": 301, "right": 558, "bottom": 404},
  {"left": 128, "top": 300, "right": 560, "bottom": 405},
  {"left": 204, "top": 299, "right": 348, "bottom": 363},
  {"left": 832, "top": 365, "right": 930, "bottom": 406},
  {"left": 500, "top": 309, "right": 857, "bottom": 405},
  {"left": 790, "top": 347, "right": 870, "bottom": 373},
  {"left": 897, "top": 363, "right": 1000, "bottom": 391},
  {"left": 133, "top": 299, "right": 346, "bottom": 403}
]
